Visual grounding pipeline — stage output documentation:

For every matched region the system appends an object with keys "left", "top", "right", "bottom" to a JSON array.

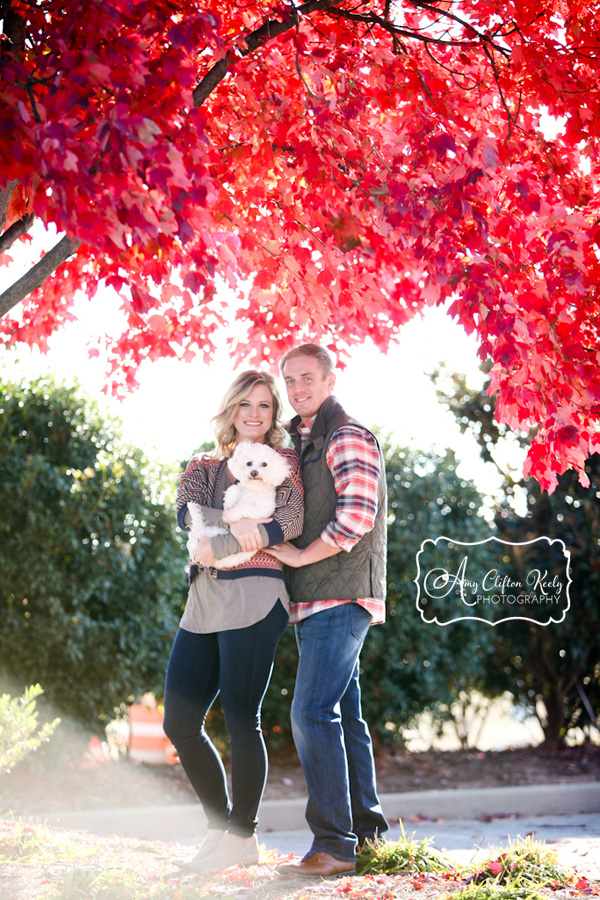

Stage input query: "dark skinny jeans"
[{"left": 163, "top": 600, "right": 288, "bottom": 837}]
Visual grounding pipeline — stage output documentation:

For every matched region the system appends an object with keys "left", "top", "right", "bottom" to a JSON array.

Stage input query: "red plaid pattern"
[{"left": 290, "top": 422, "right": 386, "bottom": 626}]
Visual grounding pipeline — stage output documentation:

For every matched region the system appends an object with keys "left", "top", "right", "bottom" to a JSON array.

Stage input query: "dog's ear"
[
  {"left": 270, "top": 453, "right": 291, "bottom": 486},
  {"left": 227, "top": 444, "right": 247, "bottom": 481},
  {"left": 232, "top": 440, "right": 252, "bottom": 458}
]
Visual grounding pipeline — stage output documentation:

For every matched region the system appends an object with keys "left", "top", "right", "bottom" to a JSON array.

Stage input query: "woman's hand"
[
  {"left": 265, "top": 541, "right": 304, "bottom": 567},
  {"left": 191, "top": 537, "right": 217, "bottom": 568},
  {"left": 229, "top": 517, "right": 272, "bottom": 553}
]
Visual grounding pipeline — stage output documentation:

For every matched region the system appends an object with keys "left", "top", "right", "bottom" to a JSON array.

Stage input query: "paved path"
[{"left": 20, "top": 783, "right": 600, "bottom": 879}]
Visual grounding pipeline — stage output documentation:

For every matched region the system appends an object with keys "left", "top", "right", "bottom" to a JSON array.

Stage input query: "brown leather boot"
[{"left": 278, "top": 851, "right": 355, "bottom": 877}]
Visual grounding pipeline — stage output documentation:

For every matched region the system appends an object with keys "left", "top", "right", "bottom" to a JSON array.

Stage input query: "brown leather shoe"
[{"left": 277, "top": 851, "right": 355, "bottom": 877}]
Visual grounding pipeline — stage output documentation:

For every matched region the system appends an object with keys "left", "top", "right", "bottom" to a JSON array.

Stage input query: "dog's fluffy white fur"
[{"left": 187, "top": 441, "right": 291, "bottom": 569}]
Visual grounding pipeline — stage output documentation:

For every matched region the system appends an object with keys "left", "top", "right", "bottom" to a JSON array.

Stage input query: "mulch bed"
[{"left": 1, "top": 743, "right": 599, "bottom": 814}]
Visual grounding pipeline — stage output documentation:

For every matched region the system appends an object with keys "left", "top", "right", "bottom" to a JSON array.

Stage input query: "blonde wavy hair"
[{"left": 211, "top": 370, "right": 288, "bottom": 458}]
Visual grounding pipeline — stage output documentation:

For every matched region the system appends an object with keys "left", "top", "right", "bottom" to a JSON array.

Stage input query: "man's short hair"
[{"left": 280, "top": 343, "right": 335, "bottom": 378}]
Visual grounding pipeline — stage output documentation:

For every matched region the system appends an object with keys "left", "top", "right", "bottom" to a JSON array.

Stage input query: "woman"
[{"left": 163, "top": 370, "right": 303, "bottom": 872}]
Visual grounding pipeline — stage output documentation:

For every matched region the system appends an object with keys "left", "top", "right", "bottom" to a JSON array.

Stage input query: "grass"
[
  {"left": 356, "top": 820, "right": 455, "bottom": 875},
  {"left": 0, "top": 816, "right": 96, "bottom": 865},
  {"left": 463, "top": 835, "right": 576, "bottom": 889},
  {"left": 45, "top": 866, "right": 201, "bottom": 900},
  {"left": 450, "top": 884, "right": 546, "bottom": 900}
]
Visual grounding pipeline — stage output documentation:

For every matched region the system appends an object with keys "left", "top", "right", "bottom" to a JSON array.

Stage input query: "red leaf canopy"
[{"left": 1, "top": 0, "right": 599, "bottom": 490}]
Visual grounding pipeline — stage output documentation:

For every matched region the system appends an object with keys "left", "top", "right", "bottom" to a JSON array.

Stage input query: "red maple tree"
[{"left": 1, "top": 0, "right": 599, "bottom": 491}]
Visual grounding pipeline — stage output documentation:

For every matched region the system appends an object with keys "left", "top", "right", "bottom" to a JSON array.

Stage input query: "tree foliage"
[
  {"left": 489, "top": 461, "right": 600, "bottom": 744},
  {"left": 361, "top": 442, "right": 511, "bottom": 748},
  {"left": 0, "top": 376, "right": 187, "bottom": 731},
  {"left": 1, "top": 1, "right": 599, "bottom": 490},
  {"left": 435, "top": 371, "right": 600, "bottom": 744}
]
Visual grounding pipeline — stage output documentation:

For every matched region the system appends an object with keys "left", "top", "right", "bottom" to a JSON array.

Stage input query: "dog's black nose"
[{"left": 250, "top": 469, "right": 259, "bottom": 478}]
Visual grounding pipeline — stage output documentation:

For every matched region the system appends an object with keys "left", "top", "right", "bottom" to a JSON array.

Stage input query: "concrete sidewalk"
[
  {"left": 19, "top": 782, "right": 600, "bottom": 878},
  {"left": 30, "top": 781, "right": 600, "bottom": 842}
]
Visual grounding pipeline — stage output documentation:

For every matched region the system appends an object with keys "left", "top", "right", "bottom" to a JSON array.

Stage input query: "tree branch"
[
  {"left": 192, "top": 0, "right": 342, "bottom": 107},
  {"left": 0, "top": 236, "right": 81, "bottom": 318},
  {"left": 0, "top": 179, "right": 19, "bottom": 232},
  {"left": 0, "top": 212, "right": 35, "bottom": 256},
  {"left": 2, "top": 2, "right": 26, "bottom": 64},
  {"left": 328, "top": 4, "right": 510, "bottom": 56},
  {"left": 482, "top": 43, "right": 515, "bottom": 137}
]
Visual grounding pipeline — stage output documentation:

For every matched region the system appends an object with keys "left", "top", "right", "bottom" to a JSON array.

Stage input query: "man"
[{"left": 268, "top": 343, "right": 388, "bottom": 877}]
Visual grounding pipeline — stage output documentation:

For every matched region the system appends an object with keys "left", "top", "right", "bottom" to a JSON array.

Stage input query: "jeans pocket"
[{"left": 349, "top": 603, "right": 372, "bottom": 640}]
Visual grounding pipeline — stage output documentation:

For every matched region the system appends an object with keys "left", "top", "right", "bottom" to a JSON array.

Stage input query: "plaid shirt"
[{"left": 289, "top": 420, "right": 386, "bottom": 626}]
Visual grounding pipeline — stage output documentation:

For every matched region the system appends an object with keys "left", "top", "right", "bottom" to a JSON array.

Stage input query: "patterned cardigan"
[{"left": 176, "top": 447, "right": 303, "bottom": 581}]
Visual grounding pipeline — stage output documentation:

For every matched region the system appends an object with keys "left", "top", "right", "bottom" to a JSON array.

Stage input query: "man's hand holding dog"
[{"left": 267, "top": 537, "right": 341, "bottom": 568}]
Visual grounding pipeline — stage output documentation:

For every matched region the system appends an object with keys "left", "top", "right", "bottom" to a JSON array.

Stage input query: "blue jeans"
[
  {"left": 163, "top": 600, "right": 288, "bottom": 837},
  {"left": 291, "top": 603, "right": 388, "bottom": 862}
]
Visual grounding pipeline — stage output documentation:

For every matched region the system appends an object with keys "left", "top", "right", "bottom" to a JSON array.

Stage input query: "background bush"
[
  {"left": 0, "top": 684, "right": 60, "bottom": 773},
  {"left": 0, "top": 377, "right": 187, "bottom": 733}
]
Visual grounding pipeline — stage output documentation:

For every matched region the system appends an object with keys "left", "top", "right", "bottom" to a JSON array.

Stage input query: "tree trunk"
[{"left": 538, "top": 688, "right": 566, "bottom": 744}]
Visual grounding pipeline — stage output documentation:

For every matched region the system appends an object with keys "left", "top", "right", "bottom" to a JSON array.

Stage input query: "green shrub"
[
  {"left": 0, "top": 684, "right": 60, "bottom": 773},
  {"left": 0, "top": 377, "right": 187, "bottom": 733}
]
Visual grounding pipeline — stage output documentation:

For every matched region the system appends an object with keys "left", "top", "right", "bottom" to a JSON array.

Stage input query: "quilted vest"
[{"left": 286, "top": 396, "right": 387, "bottom": 603}]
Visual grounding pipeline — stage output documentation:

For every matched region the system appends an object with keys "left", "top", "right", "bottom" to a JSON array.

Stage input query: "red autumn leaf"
[
  {"left": 487, "top": 861, "right": 504, "bottom": 875},
  {"left": 429, "top": 133, "right": 457, "bottom": 158}
]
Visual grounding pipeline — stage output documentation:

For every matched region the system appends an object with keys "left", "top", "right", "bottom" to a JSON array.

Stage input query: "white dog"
[{"left": 187, "top": 441, "right": 291, "bottom": 569}]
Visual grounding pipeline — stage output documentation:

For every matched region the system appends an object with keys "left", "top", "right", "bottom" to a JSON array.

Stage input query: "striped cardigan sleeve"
[
  {"left": 266, "top": 448, "right": 304, "bottom": 542},
  {"left": 176, "top": 455, "right": 222, "bottom": 531}
]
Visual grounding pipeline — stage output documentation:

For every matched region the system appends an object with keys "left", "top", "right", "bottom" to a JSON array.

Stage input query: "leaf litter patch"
[{"left": 0, "top": 819, "right": 597, "bottom": 900}]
